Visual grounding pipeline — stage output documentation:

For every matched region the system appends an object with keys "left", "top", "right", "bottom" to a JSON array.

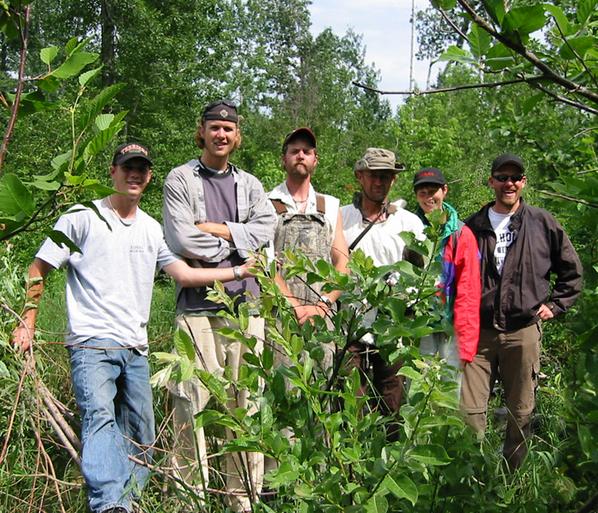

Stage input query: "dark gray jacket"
[{"left": 466, "top": 199, "right": 582, "bottom": 331}]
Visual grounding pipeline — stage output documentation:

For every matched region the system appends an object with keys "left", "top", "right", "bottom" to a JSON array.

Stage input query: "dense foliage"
[{"left": 0, "top": 0, "right": 596, "bottom": 512}]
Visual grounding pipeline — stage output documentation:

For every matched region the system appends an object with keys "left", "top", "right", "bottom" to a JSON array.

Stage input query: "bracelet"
[{"left": 233, "top": 266, "right": 243, "bottom": 281}]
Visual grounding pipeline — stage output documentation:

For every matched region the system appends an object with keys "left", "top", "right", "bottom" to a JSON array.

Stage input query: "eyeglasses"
[{"left": 492, "top": 174, "right": 524, "bottom": 183}]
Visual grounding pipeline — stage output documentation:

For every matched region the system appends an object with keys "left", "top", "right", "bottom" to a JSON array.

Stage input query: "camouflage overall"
[{"left": 272, "top": 194, "right": 334, "bottom": 307}]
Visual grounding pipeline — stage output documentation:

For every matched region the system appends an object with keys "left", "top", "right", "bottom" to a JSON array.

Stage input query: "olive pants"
[{"left": 461, "top": 323, "right": 541, "bottom": 469}]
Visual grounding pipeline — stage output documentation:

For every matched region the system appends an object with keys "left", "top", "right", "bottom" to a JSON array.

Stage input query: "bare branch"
[
  {"left": 536, "top": 189, "right": 598, "bottom": 208},
  {"left": 455, "top": 0, "right": 598, "bottom": 106},
  {"left": 531, "top": 82, "right": 598, "bottom": 116},
  {"left": 0, "top": 5, "right": 31, "bottom": 173},
  {"left": 440, "top": 8, "right": 469, "bottom": 43},
  {"left": 353, "top": 77, "right": 532, "bottom": 96}
]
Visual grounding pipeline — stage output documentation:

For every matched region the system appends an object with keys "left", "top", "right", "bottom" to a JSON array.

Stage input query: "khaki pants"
[
  {"left": 169, "top": 315, "right": 264, "bottom": 512},
  {"left": 461, "top": 323, "right": 541, "bottom": 469}
]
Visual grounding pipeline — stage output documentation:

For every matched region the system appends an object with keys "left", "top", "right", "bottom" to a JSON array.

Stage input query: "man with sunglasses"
[
  {"left": 463, "top": 153, "right": 582, "bottom": 469},
  {"left": 12, "top": 143, "right": 257, "bottom": 513},
  {"left": 163, "top": 100, "right": 276, "bottom": 511},
  {"left": 341, "top": 148, "right": 425, "bottom": 428}
]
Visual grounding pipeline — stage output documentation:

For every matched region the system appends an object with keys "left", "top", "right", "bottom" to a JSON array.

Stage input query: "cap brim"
[{"left": 115, "top": 153, "right": 153, "bottom": 166}]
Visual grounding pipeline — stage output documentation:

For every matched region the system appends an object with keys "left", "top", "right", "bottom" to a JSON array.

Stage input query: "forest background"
[{"left": 0, "top": 0, "right": 596, "bottom": 512}]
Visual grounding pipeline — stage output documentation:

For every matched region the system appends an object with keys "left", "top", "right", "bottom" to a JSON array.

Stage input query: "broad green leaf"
[
  {"left": 95, "top": 113, "right": 115, "bottom": 131},
  {"left": 382, "top": 474, "right": 418, "bottom": 506},
  {"left": 83, "top": 122, "right": 125, "bottom": 161},
  {"left": 51, "top": 51, "right": 99, "bottom": 79},
  {"left": 577, "top": 0, "right": 598, "bottom": 25},
  {"left": 365, "top": 493, "right": 388, "bottom": 513},
  {"left": 82, "top": 182, "right": 118, "bottom": 197},
  {"left": 79, "top": 66, "right": 103, "bottom": 86},
  {"left": 64, "top": 37, "right": 79, "bottom": 56},
  {"left": 0, "top": 360, "right": 9, "bottom": 378},
  {"left": 40, "top": 46, "right": 59, "bottom": 65},
  {"left": 29, "top": 179, "right": 60, "bottom": 191},
  {"left": 37, "top": 75, "right": 61, "bottom": 93},
  {"left": 398, "top": 366, "right": 422, "bottom": 381},
  {"left": 503, "top": 5, "right": 547, "bottom": 36},
  {"left": 5, "top": 91, "right": 55, "bottom": 115},
  {"left": 0, "top": 174, "right": 34, "bottom": 216},
  {"left": 173, "top": 328, "right": 196, "bottom": 361},
  {"left": 408, "top": 444, "right": 452, "bottom": 466},
  {"left": 521, "top": 93, "right": 544, "bottom": 114},
  {"left": 543, "top": 4, "right": 572, "bottom": 36},
  {"left": 559, "top": 36, "right": 594, "bottom": 60},
  {"left": 51, "top": 151, "right": 72, "bottom": 172},
  {"left": 64, "top": 173, "right": 86, "bottom": 186},
  {"left": 151, "top": 352, "right": 180, "bottom": 363},
  {"left": 78, "top": 84, "right": 126, "bottom": 131},
  {"left": 262, "top": 347, "right": 274, "bottom": 370},
  {"left": 179, "top": 357, "right": 194, "bottom": 381},
  {"left": 484, "top": 0, "right": 506, "bottom": 25},
  {"left": 149, "top": 365, "right": 172, "bottom": 388},
  {"left": 47, "top": 229, "right": 81, "bottom": 254},
  {"left": 194, "top": 409, "right": 226, "bottom": 429},
  {"left": 438, "top": 45, "right": 475, "bottom": 64},
  {"left": 431, "top": 0, "right": 456, "bottom": 9},
  {"left": 469, "top": 24, "right": 491, "bottom": 59}
]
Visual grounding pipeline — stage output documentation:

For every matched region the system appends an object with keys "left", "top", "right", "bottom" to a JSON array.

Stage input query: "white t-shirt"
[
  {"left": 36, "top": 199, "right": 178, "bottom": 351},
  {"left": 268, "top": 182, "right": 339, "bottom": 238},
  {"left": 488, "top": 207, "right": 516, "bottom": 274},
  {"left": 341, "top": 200, "right": 425, "bottom": 267}
]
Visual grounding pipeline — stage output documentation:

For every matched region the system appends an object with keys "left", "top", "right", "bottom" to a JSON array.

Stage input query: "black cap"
[
  {"left": 413, "top": 167, "right": 447, "bottom": 188},
  {"left": 491, "top": 153, "right": 525, "bottom": 174},
  {"left": 201, "top": 100, "right": 239, "bottom": 124},
  {"left": 282, "top": 127, "right": 316, "bottom": 153},
  {"left": 112, "top": 143, "right": 152, "bottom": 166}
]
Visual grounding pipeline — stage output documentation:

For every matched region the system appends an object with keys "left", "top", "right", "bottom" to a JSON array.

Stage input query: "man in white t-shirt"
[
  {"left": 11, "top": 143, "right": 254, "bottom": 513},
  {"left": 341, "top": 148, "right": 425, "bottom": 431},
  {"left": 269, "top": 127, "right": 349, "bottom": 326},
  {"left": 464, "top": 153, "right": 582, "bottom": 469}
]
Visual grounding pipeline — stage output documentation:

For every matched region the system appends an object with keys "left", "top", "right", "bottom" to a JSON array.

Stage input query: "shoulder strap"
[
  {"left": 451, "top": 220, "right": 465, "bottom": 261},
  {"left": 270, "top": 199, "right": 288, "bottom": 215},
  {"left": 315, "top": 193, "right": 326, "bottom": 214}
]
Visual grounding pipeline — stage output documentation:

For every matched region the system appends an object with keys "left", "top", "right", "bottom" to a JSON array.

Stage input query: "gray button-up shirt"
[{"left": 163, "top": 159, "right": 276, "bottom": 312}]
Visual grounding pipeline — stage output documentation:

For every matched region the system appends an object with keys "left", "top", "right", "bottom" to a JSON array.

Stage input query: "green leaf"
[
  {"left": 173, "top": 328, "right": 196, "bottom": 361},
  {"left": 503, "top": 5, "right": 547, "bottom": 36},
  {"left": 149, "top": 365, "right": 172, "bottom": 388},
  {"left": 577, "top": 0, "right": 598, "bottom": 25},
  {"left": 79, "top": 66, "right": 103, "bottom": 86},
  {"left": 40, "top": 46, "right": 59, "bottom": 65},
  {"left": 543, "top": 4, "right": 572, "bottom": 36},
  {"left": 151, "top": 352, "right": 180, "bottom": 363},
  {"left": 521, "top": 93, "right": 544, "bottom": 114},
  {"left": 484, "top": 0, "right": 506, "bottom": 25},
  {"left": 262, "top": 347, "right": 274, "bottom": 370},
  {"left": 398, "top": 366, "right": 422, "bottom": 381},
  {"left": 83, "top": 122, "right": 125, "bottom": 161},
  {"left": 47, "top": 229, "right": 81, "bottom": 254},
  {"left": 51, "top": 151, "right": 72, "bottom": 172},
  {"left": 29, "top": 179, "right": 60, "bottom": 191},
  {"left": 0, "top": 174, "right": 34, "bottom": 216},
  {"left": 95, "top": 113, "right": 115, "bottom": 131},
  {"left": 469, "top": 24, "right": 491, "bottom": 59},
  {"left": 431, "top": 0, "right": 456, "bottom": 9},
  {"left": 82, "top": 182, "right": 117, "bottom": 197},
  {"left": 64, "top": 37, "right": 79, "bottom": 56},
  {"left": 408, "top": 444, "right": 452, "bottom": 466},
  {"left": 559, "top": 36, "right": 594, "bottom": 60},
  {"left": 78, "top": 83, "right": 126, "bottom": 131},
  {"left": 382, "top": 474, "right": 418, "bottom": 506},
  {"left": 365, "top": 493, "right": 388, "bottom": 513},
  {"left": 37, "top": 76, "right": 61, "bottom": 93},
  {"left": 195, "top": 409, "right": 227, "bottom": 429},
  {"left": 51, "top": 51, "right": 99, "bottom": 79},
  {"left": 438, "top": 45, "right": 475, "bottom": 64}
]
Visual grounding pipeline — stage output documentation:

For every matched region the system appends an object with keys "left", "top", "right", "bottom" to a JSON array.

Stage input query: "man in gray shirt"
[{"left": 163, "top": 100, "right": 276, "bottom": 511}]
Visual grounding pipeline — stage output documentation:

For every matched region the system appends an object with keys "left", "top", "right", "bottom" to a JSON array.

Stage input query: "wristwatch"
[
  {"left": 233, "top": 266, "right": 243, "bottom": 281},
  {"left": 320, "top": 295, "right": 333, "bottom": 308}
]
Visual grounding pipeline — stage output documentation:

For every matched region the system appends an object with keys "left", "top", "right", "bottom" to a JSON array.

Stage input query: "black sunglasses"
[{"left": 492, "top": 174, "right": 524, "bottom": 183}]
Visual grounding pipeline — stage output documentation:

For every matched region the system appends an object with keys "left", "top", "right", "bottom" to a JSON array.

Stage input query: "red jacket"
[{"left": 440, "top": 225, "right": 481, "bottom": 362}]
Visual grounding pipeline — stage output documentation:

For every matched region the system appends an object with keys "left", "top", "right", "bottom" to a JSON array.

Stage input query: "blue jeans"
[{"left": 69, "top": 338, "right": 155, "bottom": 513}]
